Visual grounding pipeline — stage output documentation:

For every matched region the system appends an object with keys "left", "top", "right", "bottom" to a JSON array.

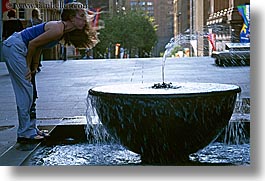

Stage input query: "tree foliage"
[{"left": 94, "top": 10, "right": 157, "bottom": 58}]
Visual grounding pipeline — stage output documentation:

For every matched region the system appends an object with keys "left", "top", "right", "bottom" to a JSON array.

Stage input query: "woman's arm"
[
  {"left": 30, "top": 48, "right": 42, "bottom": 73},
  {"left": 26, "top": 21, "right": 64, "bottom": 80}
]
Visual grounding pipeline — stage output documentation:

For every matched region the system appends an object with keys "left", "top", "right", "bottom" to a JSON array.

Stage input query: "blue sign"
[{"left": 237, "top": 4, "right": 250, "bottom": 43}]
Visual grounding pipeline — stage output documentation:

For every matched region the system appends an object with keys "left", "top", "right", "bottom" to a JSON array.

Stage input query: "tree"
[{"left": 94, "top": 10, "right": 157, "bottom": 58}]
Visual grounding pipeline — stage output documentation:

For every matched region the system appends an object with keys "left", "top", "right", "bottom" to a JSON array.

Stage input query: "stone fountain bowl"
[{"left": 88, "top": 82, "right": 241, "bottom": 165}]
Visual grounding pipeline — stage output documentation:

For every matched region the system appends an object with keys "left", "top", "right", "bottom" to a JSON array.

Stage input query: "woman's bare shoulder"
[{"left": 44, "top": 21, "right": 64, "bottom": 34}]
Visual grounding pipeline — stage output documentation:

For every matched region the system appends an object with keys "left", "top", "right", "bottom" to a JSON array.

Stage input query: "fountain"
[
  {"left": 86, "top": 38, "right": 240, "bottom": 164},
  {"left": 88, "top": 82, "right": 240, "bottom": 164},
  {"left": 86, "top": 36, "right": 242, "bottom": 164},
  {"left": 86, "top": 36, "right": 243, "bottom": 164}
]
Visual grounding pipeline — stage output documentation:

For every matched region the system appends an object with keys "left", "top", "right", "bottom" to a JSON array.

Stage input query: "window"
[
  {"left": 147, "top": 2, "right": 153, "bottom": 6},
  {"left": 18, "top": 8, "right": 25, "bottom": 19}
]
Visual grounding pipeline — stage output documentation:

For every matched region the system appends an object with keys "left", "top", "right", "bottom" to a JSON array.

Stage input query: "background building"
[
  {"left": 206, "top": 0, "right": 250, "bottom": 55},
  {"left": 129, "top": 0, "right": 174, "bottom": 56},
  {"left": 173, "top": 0, "right": 250, "bottom": 56}
]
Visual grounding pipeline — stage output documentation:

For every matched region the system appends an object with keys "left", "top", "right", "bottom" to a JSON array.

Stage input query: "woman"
[
  {"left": 26, "top": 8, "right": 43, "bottom": 27},
  {"left": 2, "top": 2, "right": 99, "bottom": 142}
]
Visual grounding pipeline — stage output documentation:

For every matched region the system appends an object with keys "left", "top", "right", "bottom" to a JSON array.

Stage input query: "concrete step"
[
  {"left": 0, "top": 125, "right": 55, "bottom": 166},
  {"left": 0, "top": 116, "right": 87, "bottom": 166}
]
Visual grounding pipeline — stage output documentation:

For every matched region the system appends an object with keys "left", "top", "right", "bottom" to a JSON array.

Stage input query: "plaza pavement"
[{"left": 0, "top": 57, "right": 250, "bottom": 157}]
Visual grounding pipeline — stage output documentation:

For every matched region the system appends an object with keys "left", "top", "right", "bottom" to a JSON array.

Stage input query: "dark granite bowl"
[{"left": 88, "top": 82, "right": 241, "bottom": 165}]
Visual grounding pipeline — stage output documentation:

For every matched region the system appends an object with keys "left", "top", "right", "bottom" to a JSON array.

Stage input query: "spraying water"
[
  {"left": 161, "top": 34, "right": 194, "bottom": 85},
  {"left": 162, "top": 37, "right": 176, "bottom": 83}
]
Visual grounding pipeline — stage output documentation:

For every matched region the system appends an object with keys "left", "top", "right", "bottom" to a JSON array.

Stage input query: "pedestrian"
[
  {"left": 120, "top": 47, "right": 124, "bottom": 59},
  {"left": 2, "top": 2, "right": 99, "bottom": 142},
  {"left": 26, "top": 8, "right": 43, "bottom": 121},
  {"left": 2, "top": 9, "right": 24, "bottom": 40},
  {"left": 83, "top": 48, "right": 93, "bottom": 59},
  {"left": 26, "top": 8, "right": 43, "bottom": 27},
  {"left": 26, "top": 8, "right": 43, "bottom": 71}
]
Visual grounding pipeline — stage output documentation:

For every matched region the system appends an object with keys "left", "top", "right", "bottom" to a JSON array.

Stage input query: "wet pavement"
[{"left": 0, "top": 57, "right": 250, "bottom": 159}]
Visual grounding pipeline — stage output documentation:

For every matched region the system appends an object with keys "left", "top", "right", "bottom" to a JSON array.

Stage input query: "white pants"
[{"left": 2, "top": 32, "right": 38, "bottom": 138}]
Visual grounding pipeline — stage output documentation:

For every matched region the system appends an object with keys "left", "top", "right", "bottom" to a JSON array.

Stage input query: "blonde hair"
[{"left": 61, "top": 2, "right": 99, "bottom": 48}]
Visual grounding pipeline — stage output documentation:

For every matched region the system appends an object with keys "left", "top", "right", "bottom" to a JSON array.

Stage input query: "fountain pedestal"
[{"left": 88, "top": 82, "right": 241, "bottom": 165}]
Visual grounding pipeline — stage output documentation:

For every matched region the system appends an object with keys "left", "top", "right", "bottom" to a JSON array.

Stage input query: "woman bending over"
[{"left": 2, "top": 2, "right": 99, "bottom": 142}]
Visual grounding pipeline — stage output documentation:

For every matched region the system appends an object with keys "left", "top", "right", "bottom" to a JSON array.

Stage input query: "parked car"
[{"left": 212, "top": 43, "right": 250, "bottom": 66}]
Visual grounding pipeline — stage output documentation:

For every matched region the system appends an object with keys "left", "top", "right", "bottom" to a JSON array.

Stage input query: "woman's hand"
[{"left": 25, "top": 69, "right": 36, "bottom": 81}]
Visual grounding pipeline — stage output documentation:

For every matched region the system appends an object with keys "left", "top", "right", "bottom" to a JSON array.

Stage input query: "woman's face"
[{"left": 72, "top": 9, "right": 86, "bottom": 30}]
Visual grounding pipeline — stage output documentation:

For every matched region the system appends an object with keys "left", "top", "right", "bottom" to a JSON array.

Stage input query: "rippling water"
[
  {"left": 189, "top": 142, "right": 250, "bottom": 165},
  {"left": 29, "top": 113, "right": 250, "bottom": 166},
  {"left": 29, "top": 141, "right": 250, "bottom": 166},
  {"left": 30, "top": 143, "right": 141, "bottom": 166}
]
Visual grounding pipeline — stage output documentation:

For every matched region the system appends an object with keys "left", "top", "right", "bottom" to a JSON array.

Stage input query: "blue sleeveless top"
[{"left": 21, "top": 22, "right": 60, "bottom": 48}]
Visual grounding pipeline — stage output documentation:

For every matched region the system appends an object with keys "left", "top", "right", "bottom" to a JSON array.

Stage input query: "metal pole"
[
  {"left": 0, "top": 1, "right": 3, "bottom": 62},
  {"left": 190, "top": 0, "right": 193, "bottom": 57}
]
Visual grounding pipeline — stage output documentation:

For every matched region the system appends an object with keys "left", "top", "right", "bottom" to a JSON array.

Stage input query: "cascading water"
[
  {"left": 28, "top": 96, "right": 250, "bottom": 166},
  {"left": 85, "top": 94, "right": 114, "bottom": 144},
  {"left": 189, "top": 120, "right": 250, "bottom": 165},
  {"left": 189, "top": 97, "right": 250, "bottom": 165}
]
